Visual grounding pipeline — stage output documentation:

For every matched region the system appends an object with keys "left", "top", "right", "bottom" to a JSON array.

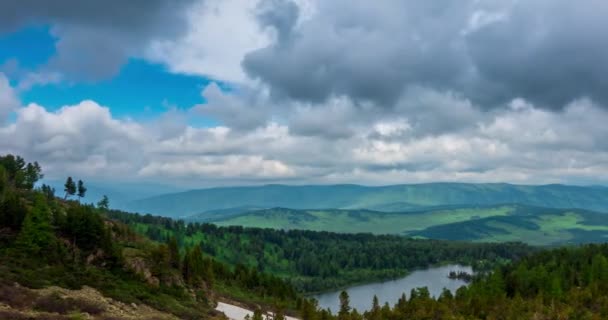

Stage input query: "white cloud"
[
  {"left": 139, "top": 155, "right": 294, "bottom": 179},
  {"left": 3, "top": 89, "right": 608, "bottom": 187},
  {"left": 146, "top": 0, "right": 271, "bottom": 83},
  {"left": 0, "top": 73, "right": 19, "bottom": 123}
]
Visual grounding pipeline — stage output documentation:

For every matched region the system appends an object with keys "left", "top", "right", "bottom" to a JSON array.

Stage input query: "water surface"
[{"left": 313, "top": 264, "right": 472, "bottom": 313}]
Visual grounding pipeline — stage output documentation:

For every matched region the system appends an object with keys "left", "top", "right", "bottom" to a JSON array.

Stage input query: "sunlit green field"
[
  {"left": 213, "top": 206, "right": 509, "bottom": 234},
  {"left": 213, "top": 205, "right": 608, "bottom": 246}
]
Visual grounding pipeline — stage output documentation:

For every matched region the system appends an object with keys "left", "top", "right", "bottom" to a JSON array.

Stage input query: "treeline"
[
  {"left": 0, "top": 154, "right": 299, "bottom": 318},
  {"left": 107, "top": 209, "right": 534, "bottom": 292}
]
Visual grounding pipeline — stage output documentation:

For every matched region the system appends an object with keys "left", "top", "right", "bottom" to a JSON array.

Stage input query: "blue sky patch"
[{"left": 1, "top": 26, "right": 224, "bottom": 127}]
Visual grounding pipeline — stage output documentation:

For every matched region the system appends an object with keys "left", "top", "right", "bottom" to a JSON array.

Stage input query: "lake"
[{"left": 313, "top": 264, "right": 472, "bottom": 313}]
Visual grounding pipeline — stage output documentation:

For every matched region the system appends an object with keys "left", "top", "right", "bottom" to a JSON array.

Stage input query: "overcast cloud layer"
[{"left": 1, "top": 0, "right": 608, "bottom": 187}]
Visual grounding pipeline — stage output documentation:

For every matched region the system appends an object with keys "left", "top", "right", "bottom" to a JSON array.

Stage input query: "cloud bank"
[{"left": 2, "top": 0, "right": 608, "bottom": 186}]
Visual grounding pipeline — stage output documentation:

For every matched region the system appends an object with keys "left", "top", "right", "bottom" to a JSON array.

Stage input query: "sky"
[{"left": 1, "top": 0, "right": 608, "bottom": 188}]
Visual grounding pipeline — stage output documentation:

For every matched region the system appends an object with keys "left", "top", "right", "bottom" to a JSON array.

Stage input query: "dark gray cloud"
[
  {"left": 243, "top": 0, "right": 608, "bottom": 110},
  {"left": 256, "top": 0, "right": 300, "bottom": 43},
  {"left": 466, "top": 0, "right": 608, "bottom": 108},
  {"left": 0, "top": 0, "right": 196, "bottom": 81}
]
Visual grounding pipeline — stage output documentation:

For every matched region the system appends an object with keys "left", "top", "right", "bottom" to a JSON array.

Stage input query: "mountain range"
[{"left": 124, "top": 183, "right": 608, "bottom": 218}]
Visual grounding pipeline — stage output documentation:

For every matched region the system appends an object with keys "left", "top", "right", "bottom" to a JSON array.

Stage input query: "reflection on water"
[{"left": 313, "top": 265, "right": 472, "bottom": 313}]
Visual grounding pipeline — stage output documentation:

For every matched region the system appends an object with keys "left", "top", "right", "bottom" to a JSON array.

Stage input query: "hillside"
[
  {"left": 125, "top": 183, "right": 608, "bottom": 218},
  {"left": 0, "top": 155, "right": 299, "bottom": 319},
  {"left": 213, "top": 205, "right": 608, "bottom": 246}
]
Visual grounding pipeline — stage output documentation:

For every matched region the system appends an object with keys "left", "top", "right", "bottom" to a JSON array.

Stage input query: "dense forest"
[{"left": 107, "top": 209, "right": 533, "bottom": 292}]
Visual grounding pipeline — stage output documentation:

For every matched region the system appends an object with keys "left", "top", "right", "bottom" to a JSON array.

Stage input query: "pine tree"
[
  {"left": 77, "top": 179, "right": 87, "bottom": 201},
  {"left": 64, "top": 177, "right": 76, "bottom": 199},
  {"left": 274, "top": 307, "right": 286, "bottom": 320},
  {"left": 40, "top": 184, "right": 56, "bottom": 200},
  {"left": 168, "top": 236, "right": 181, "bottom": 270},
  {"left": 202, "top": 256, "right": 215, "bottom": 288},
  {"left": 23, "top": 162, "right": 43, "bottom": 190},
  {"left": 0, "top": 165, "right": 7, "bottom": 203},
  {"left": 300, "top": 299, "right": 319, "bottom": 320},
  {"left": 97, "top": 195, "right": 109, "bottom": 210},
  {"left": 252, "top": 308, "right": 264, "bottom": 320},
  {"left": 0, "top": 155, "right": 43, "bottom": 190},
  {"left": 182, "top": 249, "right": 192, "bottom": 284},
  {"left": 338, "top": 290, "right": 351, "bottom": 320},
  {"left": 366, "top": 295, "right": 381, "bottom": 320}
]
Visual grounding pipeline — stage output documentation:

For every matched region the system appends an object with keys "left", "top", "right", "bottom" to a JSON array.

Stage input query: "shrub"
[
  {"left": 0, "top": 310, "right": 30, "bottom": 319},
  {"left": 69, "top": 297, "right": 105, "bottom": 315},
  {"left": 0, "top": 284, "right": 38, "bottom": 308},
  {"left": 33, "top": 292, "right": 105, "bottom": 315},
  {"left": 34, "top": 293, "right": 72, "bottom": 314}
]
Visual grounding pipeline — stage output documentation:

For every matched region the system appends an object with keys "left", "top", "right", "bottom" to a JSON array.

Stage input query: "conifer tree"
[
  {"left": 168, "top": 236, "right": 181, "bottom": 270},
  {"left": 338, "top": 290, "right": 351, "bottom": 320},
  {"left": 182, "top": 249, "right": 192, "bottom": 284},
  {"left": 274, "top": 309, "right": 286, "bottom": 320},
  {"left": 0, "top": 165, "right": 7, "bottom": 203},
  {"left": 77, "top": 179, "right": 87, "bottom": 201},
  {"left": 366, "top": 295, "right": 381, "bottom": 320},
  {"left": 64, "top": 177, "right": 76, "bottom": 199},
  {"left": 252, "top": 308, "right": 264, "bottom": 320},
  {"left": 97, "top": 195, "right": 110, "bottom": 210}
]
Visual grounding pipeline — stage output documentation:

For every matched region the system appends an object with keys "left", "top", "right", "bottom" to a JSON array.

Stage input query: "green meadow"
[{"left": 213, "top": 205, "right": 608, "bottom": 246}]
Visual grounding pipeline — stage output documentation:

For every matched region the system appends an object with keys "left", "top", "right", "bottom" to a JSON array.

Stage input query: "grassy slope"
[
  {"left": 414, "top": 207, "right": 608, "bottom": 246},
  {"left": 213, "top": 205, "right": 608, "bottom": 246},
  {"left": 125, "top": 183, "right": 608, "bottom": 218},
  {"left": 212, "top": 206, "right": 511, "bottom": 234}
]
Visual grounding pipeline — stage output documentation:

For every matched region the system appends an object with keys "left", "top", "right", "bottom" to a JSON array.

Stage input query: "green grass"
[
  {"left": 214, "top": 206, "right": 513, "bottom": 235},
  {"left": 413, "top": 207, "right": 608, "bottom": 246},
  {"left": 213, "top": 205, "right": 608, "bottom": 246}
]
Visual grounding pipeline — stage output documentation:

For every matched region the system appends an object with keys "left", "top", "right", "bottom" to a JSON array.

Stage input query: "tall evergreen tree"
[
  {"left": 338, "top": 290, "right": 351, "bottom": 320},
  {"left": 97, "top": 195, "right": 110, "bottom": 210},
  {"left": 77, "top": 179, "right": 87, "bottom": 201},
  {"left": 0, "top": 155, "right": 43, "bottom": 190},
  {"left": 22, "top": 162, "right": 43, "bottom": 190},
  {"left": 0, "top": 165, "right": 7, "bottom": 203},
  {"left": 252, "top": 308, "right": 264, "bottom": 320},
  {"left": 40, "top": 184, "right": 55, "bottom": 200},
  {"left": 366, "top": 295, "right": 381, "bottom": 320},
  {"left": 168, "top": 236, "right": 181, "bottom": 270},
  {"left": 64, "top": 177, "right": 76, "bottom": 199}
]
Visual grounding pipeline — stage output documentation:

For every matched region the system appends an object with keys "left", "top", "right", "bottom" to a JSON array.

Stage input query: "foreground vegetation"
[{"left": 0, "top": 154, "right": 299, "bottom": 319}]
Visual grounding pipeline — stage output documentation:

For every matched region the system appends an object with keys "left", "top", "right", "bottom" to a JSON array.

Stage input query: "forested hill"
[
  {"left": 0, "top": 154, "right": 300, "bottom": 319},
  {"left": 125, "top": 183, "right": 608, "bottom": 218},
  {"left": 109, "top": 209, "right": 533, "bottom": 292}
]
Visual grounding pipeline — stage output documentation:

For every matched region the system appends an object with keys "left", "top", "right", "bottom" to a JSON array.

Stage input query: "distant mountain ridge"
[{"left": 125, "top": 183, "right": 608, "bottom": 218}]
